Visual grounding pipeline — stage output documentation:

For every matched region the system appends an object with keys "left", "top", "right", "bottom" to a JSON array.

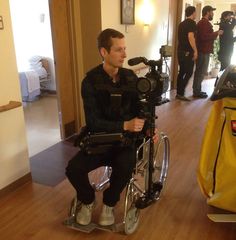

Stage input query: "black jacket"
[
  {"left": 81, "top": 64, "right": 140, "bottom": 133},
  {"left": 219, "top": 18, "right": 236, "bottom": 56}
]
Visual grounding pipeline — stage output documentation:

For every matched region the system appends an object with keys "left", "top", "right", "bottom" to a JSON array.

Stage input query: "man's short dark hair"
[
  {"left": 97, "top": 28, "right": 124, "bottom": 53},
  {"left": 185, "top": 6, "right": 196, "bottom": 17},
  {"left": 202, "top": 5, "right": 216, "bottom": 16}
]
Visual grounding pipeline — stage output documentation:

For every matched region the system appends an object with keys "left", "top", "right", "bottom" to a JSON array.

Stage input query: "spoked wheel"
[
  {"left": 68, "top": 197, "right": 79, "bottom": 217},
  {"left": 123, "top": 180, "right": 140, "bottom": 235},
  {"left": 152, "top": 133, "right": 170, "bottom": 200}
]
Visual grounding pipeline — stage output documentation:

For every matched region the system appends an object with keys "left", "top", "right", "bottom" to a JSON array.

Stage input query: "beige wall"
[
  {"left": 0, "top": 0, "right": 29, "bottom": 189},
  {"left": 101, "top": 0, "right": 170, "bottom": 69}
]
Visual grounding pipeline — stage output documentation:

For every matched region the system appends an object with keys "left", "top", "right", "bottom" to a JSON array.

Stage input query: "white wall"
[
  {"left": 0, "top": 0, "right": 29, "bottom": 189},
  {"left": 9, "top": 0, "right": 56, "bottom": 91},
  {"left": 101, "top": 0, "right": 170, "bottom": 68}
]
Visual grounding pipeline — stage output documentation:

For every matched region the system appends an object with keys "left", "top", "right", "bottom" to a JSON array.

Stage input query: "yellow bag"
[{"left": 198, "top": 98, "right": 236, "bottom": 212}]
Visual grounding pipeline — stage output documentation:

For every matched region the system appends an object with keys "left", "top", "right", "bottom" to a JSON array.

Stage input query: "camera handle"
[{"left": 147, "top": 102, "right": 156, "bottom": 198}]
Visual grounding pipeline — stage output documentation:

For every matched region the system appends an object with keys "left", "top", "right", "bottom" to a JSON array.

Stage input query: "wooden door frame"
[
  {"left": 169, "top": 0, "right": 183, "bottom": 89},
  {"left": 48, "top": 0, "right": 85, "bottom": 139},
  {"left": 49, "top": 0, "right": 102, "bottom": 139}
]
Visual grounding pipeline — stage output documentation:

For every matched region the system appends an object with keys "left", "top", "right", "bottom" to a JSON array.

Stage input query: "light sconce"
[
  {"left": 140, "top": 0, "right": 154, "bottom": 26},
  {"left": 0, "top": 16, "right": 4, "bottom": 30}
]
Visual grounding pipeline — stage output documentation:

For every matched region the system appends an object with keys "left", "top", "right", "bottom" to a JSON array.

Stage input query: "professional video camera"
[
  {"left": 128, "top": 45, "right": 171, "bottom": 105},
  {"left": 125, "top": 45, "right": 172, "bottom": 120}
]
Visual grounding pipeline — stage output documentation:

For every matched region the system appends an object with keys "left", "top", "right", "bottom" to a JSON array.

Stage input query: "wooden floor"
[
  {"left": 23, "top": 94, "right": 61, "bottom": 157},
  {"left": 1, "top": 79, "right": 236, "bottom": 240}
]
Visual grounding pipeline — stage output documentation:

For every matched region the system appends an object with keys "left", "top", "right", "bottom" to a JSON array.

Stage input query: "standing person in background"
[
  {"left": 176, "top": 6, "right": 197, "bottom": 101},
  {"left": 193, "top": 5, "right": 223, "bottom": 98},
  {"left": 218, "top": 11, "right": 236, "bottom": 71}
]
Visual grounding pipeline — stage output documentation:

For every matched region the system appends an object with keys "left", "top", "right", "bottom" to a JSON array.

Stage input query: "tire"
[
  {"left": 123, "top": 180, "right": 140, "bottom": 235},
  {"left": 68, "top": 197, "right": 78, "bottom": 217},
  {"left": 152, "top": 133, "right": 170, "bottom": 200}
]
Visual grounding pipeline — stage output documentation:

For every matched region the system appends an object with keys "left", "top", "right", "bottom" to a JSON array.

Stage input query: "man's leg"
[
  {"left": 181, "top": 57, "right": 194, "bottom": 95},
  {"left": 66, "top": 151, "right": 109, "bottom": 225},
  {"left": 98, "top": 146, "right": 136, "bottom": 226},
  {"left": 193, "top": 53, "right": 209, "bottom": 96},
  {"left": 176, "top": 60, "right": 186, "bottom": 96},
  {"left": 66, "top": 151, "right": 107, "bottom": 204},
  {"left": 220, "top": 53, "right": 232, "bottom": 71},
  {"left": 176, "top": 51, "right": 186, "bottom": 96},
  {"left": 103, "top": 146, "right": 136, "bottom": 206}
]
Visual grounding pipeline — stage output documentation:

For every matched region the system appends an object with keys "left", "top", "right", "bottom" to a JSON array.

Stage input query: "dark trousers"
[
  {"left": 177, "top": 51, "right": 194, "bottom": 96},
  {"left": 66, "top": 146, "right": 136, "bottom": 207},
  {"left": 219, "top": 53, "right": 232, "bottom": 71},
  {"left": 193, "top": 53, "right": 210, "bottom": 95}
]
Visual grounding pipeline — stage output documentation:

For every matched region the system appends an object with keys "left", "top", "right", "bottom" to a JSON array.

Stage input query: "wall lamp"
[{"left": 140, "top": 0, "right": 153, "bottom": 26}]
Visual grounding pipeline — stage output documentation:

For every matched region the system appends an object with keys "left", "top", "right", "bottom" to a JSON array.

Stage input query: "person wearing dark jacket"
[
  {"left": 193, "top": 5, "right": 223, "bottom": 98},
  {"left": 176, "top": 6, "right": 197, "bottom": 101},
  {"left": 66, "top": 28, "right": 158, "bottom": 227},
  {"left": 218, "top": 11, "right": 236, "bottom": 71}
]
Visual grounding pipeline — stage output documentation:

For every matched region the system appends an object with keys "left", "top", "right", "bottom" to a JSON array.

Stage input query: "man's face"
[
  {"left": 225, "top": 14, "right": 231, "bottom": 21},
  {"left": 101, "top": 38, "right": 127, "bottom": 68},
  {"left": 208, "top": 10, "right": 214, "bottom": 21},
  {"left": 192, "top": 11, "right": 197, "bottom": 20}
]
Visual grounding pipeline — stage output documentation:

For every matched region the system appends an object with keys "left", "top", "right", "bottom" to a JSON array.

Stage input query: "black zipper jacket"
[{"left": 81, "top": 64, "right": 140, "bottom": 133}]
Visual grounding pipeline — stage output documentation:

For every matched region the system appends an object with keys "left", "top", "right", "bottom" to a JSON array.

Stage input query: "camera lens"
[{"left": 136, "top": 77, "right": 151, "bottom": 93}]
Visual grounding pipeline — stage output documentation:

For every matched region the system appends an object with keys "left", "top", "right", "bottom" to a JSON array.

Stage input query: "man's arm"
[
  {"left": 188, "top": 32, "right": 198, "bottom": 60},
  {"left": 198, "top": 21, "right": 222, "bottom": 41}
]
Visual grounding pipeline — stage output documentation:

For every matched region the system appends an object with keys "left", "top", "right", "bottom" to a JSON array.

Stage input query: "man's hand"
[
  {"left": 218, "top": 30, "right": 224, "bottom": 35},
  {"left": 146, "top": 128, "right": 159, "bottom": 143},
  {"left": 123, "top": 118, "right": 145, "bottom": 132}
]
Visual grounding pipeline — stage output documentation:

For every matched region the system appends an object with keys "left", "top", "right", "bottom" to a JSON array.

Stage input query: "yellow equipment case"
[{"left": 198, "top": 65, "right": 236, "bottom": 213}]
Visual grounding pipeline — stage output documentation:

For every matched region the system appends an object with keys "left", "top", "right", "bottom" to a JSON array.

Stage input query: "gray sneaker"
[
  {"left": 98, "top": 204, "right": 115, "bottom": 226},
  {"left": 175, "top": 94, "right": 191, "bottom": 101},
  {"left": 76, "top": 202, "right": 94, "bottom": 225}
]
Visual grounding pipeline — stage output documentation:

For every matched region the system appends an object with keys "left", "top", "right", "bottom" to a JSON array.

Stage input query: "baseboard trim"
[{"left": 0, "top": 173, "right": 32, "bottom": 198}]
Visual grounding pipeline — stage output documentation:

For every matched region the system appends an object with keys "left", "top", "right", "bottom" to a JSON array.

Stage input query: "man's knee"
[
  {"left": 114, "top": 150, "right": 135, "bottom": 175},
  {"left": 66, "top": 153, "right": 86, "bottom": 177}
]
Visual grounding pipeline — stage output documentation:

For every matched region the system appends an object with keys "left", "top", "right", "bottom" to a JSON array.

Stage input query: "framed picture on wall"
[{"left": 121, "top": 0, "right": 135, "bottom": 25}]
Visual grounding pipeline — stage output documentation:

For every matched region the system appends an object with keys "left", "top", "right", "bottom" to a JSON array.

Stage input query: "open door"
[
  {"left": 49, "top": 0, "right": 76, "bottom": 139},
  {"left": 168, "top": 0, "right": 183, "bottom": 89}
]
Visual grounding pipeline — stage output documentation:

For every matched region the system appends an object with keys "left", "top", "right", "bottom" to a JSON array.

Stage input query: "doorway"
[{"left": 9, "top": 0, "right": 61, "bottom": 157}]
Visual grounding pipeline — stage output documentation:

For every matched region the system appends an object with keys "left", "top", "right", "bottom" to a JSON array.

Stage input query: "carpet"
[{"left": 30, "top": 141, "right": 78, "bottom": 186}]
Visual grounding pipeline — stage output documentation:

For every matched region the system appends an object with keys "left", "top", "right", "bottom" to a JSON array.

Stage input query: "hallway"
[{"left": 0, "top": 79, "right": 235, "bottom": 240}]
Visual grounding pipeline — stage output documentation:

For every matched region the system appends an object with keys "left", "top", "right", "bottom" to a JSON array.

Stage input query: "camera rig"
[{"left": 125, "top": 45, "right": 172, "bottom": 208}]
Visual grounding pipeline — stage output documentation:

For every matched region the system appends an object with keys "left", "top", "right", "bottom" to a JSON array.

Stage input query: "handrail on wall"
[{"left": 0, "top": 101, "right": 22, "bottom": 113}]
